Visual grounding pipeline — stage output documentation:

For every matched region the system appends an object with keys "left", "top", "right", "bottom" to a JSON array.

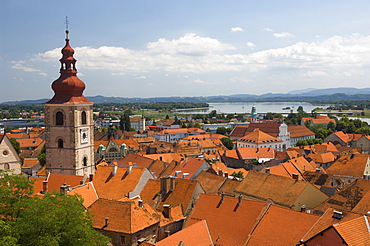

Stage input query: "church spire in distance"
[{"left": 46, "top": 17, "right": 92, "bottom": 104}]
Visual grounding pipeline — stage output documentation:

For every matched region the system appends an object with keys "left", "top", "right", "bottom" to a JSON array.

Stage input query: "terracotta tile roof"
[
  {"left": 209, "top": 161, "right": 229, "bottom": 175},
  {"left": 326, "top": 154, "right": 370, "bottom": 178},
  {"left": 351, "top": 187, "right": 370, "bottom": 214},
  {"left": 140, "top": 178, "right": 202, "bottom": 216},
  {"left": 230, "top": 125, "right": 249, "bottom": 139},
  {"left": 195, "top": 171, "right": 227, "bottom": 194},
  {"left": 308, "top": 152, "right": 336, "bottom": 163},
  {"left": 321, "top": 142, "right": 339, "bottom": 153},
  {"left": 88, "top": 198, "right": 161, "bottom": 234},
  {"left": 237, "top": 147, "right": 275, "bottom": 159},
  {"left": 230, "top": 168, "right": 249, "bottom": 178},
  {"left": 336, "top": 145, "right": 362, "bottom": 155},
  {"left": 5, "top": 133, "right": 24, "bottom": 139},
  {"left": 288, "top": 125, "right": 316, "bottom": 138},
  {"left": 246, "top": 204, "right": 320, "bottom": 245},
  {"left": 302, "top": 208, "right": 362, "bottom": 241},
  {"left": 92, "top": 165, "right": 147, "bottom": 200},
  {"left": 68, "top": 182, "right": 98, "bottom": 208},
  {"left": 275, "top": 150, "right": 288, "bottom": 160},
  {"left": 289, "top": 156, "right": 318, "bottom": 172},
  {"left": 245, "top": 122, "right": 281, "bottom": 137},
  {"left": 234, "top": 171, "right": 310, "bottom": 208},
  {"left": 263, "top": 162, "right": 302, "bottom": 180},
  {"left": 218, "top": 149, "right": 239, "bottom": 159},
  {"left": 173, "top": 141, "right": 201, "bottom": 155},
  {"left": 36, "top": 165, "right": 46, "bottom": 176},
  {"left": 303, "top": 171, "right": 338, "bottom": 187},
  {"left": 30, "top": 177, "right": 46, "bottom": 195},
  {"left": 156, "top": 220, "right": 213, "bottom": 246},
  {"left": 185, "top": 193, "right": 268, "bottom": 246},
  {"left": 239, "top": 129, "right": 282, "bottom": 144},
  {"left": 16, "top": 138, "right": 44, "bottom": 148},
  {"left": 159, "top": 205, "right": 185, "bottom": 227},
  {"left": 159, "top": 128, "right": 205, "bottom": 134},
  {"left": 218, "top": 178, "right": 242, "bottom": 196},
  {"left": 22, "top": 159, "right": 39, "bottom": 168},
  {"left": 161, "top": 157, "right": 209, "bottom": 179},
  {"left": 313, "top": 179, "right": 370, "bottom": 214},
  {"left": 182, "top": 133, "right": 227, "bottom": 140},
  {"left": 334, "top": 215, "right": 370, "bottom": 245},
  {"left": 143, "top": 153, "right": 183, "bottom": 163},
  {"left": 286, "top": 148, "right": 304, "bottom": 159},
  {"left": 119, "top": 153, "right": 154, "bottom": 169}
]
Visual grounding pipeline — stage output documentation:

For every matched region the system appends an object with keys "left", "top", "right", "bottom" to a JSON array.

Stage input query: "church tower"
[{"left": 44, "top": 29, "right": 94, "bottom": 176}]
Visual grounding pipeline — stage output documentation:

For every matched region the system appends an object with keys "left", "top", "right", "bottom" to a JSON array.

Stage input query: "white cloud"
[
  {"left": 193, "top": 79, "right": 206, "bottom": 84},
  {"left": 230, "top": 77, "right": 254, "bottom": 84},
  {"left": 246, "top": 42, "right": 255, "bottom": 49},
  {"left": 273, "top": 32, "right": 295, "bottom": 38},
  {"left": 112, "top": 72, "right": 127, "bottom": 76},
  {"left": 11, "top": 61, "right": 40, "bottom": 72},
  {"left": 299, "top": 71, "right": 329, "bottom": 78},
  {"left": 38, "top": 72, "right": 48, "bottom": 77},
  {"left": 262, "top": 27, "right": 274, "bottom": 32},
  {"left": 231, "top": 27, "right": 244, "bottom": 32}
]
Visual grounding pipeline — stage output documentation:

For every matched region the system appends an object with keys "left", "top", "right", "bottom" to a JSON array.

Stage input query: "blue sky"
[{"left": 2, "top": 1, "right": 370, "bottom": 102}]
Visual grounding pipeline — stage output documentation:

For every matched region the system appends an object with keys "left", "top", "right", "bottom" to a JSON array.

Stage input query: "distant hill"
[{"left": 3, "top": 87, "right": 370, "bottom": 104}]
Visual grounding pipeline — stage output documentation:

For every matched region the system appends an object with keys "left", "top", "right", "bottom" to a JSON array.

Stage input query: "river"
[{"left": 178, "top": 102, "right": 332, "bottom": 114}]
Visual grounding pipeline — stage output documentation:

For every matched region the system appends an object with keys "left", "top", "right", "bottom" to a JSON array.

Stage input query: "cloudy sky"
[{"left": 2, "top": 0, "right": 370, "bottom": 102}]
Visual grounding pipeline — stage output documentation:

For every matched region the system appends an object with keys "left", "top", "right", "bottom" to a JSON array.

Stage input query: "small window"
[
  {"left": 4, "top": 163, "right": 10, "bottom": 169},
  {"left": 81, "top": 111, "right": 87, "bottom": 125},
  {"left": 2, "top": 150, "right": 9, "bottom": 156},
  {"left": 58, "top": 139, "right": 64, "bottom": 148},
  {"left": 120, "top": 236, "right": 126, "bottom": 245},
  {"left": 56, "top": 111, "right": 64, "bottom": 126},
  {"left": 83, "top": 157, "right": 87, "bottom": 166}
]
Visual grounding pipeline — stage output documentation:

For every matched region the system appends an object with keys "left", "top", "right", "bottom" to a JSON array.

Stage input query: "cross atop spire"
[{"left": 64, "top": 16, "right": 70, "bottom": 39}]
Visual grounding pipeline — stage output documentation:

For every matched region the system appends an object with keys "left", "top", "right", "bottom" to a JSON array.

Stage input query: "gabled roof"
[
  {"left": 302, "top": 208, "right": 362, "bottom": 242},
  {"left": 218, "top": 149, "right": 239, "bottom": 159},
  {"left": 185, "top": 193, "right": 268, "bottom": 246},
  {"left": 246, "top": 204, "right": 319, "bottom": 245},
  {"left": 237, "top": 147, "right": 275, "bottom": 159},
  {"left": 195, "top": 171, "right": 227, "bottom": 194},
  {"left": 308, "top": 152, "right": 336, "bottom": 163},
  {"left": 68, "top": 182, "right": 98, "bottom": 208},
  {"left": 238, "top": 129, "right": 281, "bottom": 144},
  {"left": 16, "top": 138, "right": 44, "bottom": 148},
  {"left": 119, "top": 153, "right": 154, "bottom": 169},
  {"left": 160, "top": 157, "right": 208, "bottom": 179},
  {"left": 230, "top": 125, "right": 249, "bottom": 139},
  {"left": 326, "top": 154, "right": 370, "bottom": 178},
  {"left": 22, "top": 159, "right": 40, "bottom": 169},
  {"left": 313, "top": 179, "right": 370, "bottom": 214},
  {"left": 234, "top": 171, "right": 310, "bottom": 207},
  {"left": 92, "top": 165, "right": 147, "bottom": 200},
  {"left": 143, "top": 153, "right": 184, "bottom": 163},
  {"left": 303, "top": 171, "right": 337, "bottom": 187},
  {"left": 88, "top": 198, "right": 161, "bottom": 234},
  {"left": 288, "top": 125, "right": 315, "bottom": 138},
  {"left": 333, "top": 215, "right": 370, "bottom": 245},
  {"left": 245, "top": 123, "right": 281, "bottom": 137},
  {"left": 139, "top": 178, "right": 202, "bottom": 216},
  {"left": 158, "top": 128, "right": 205, "bottom": 134},
  {"left": 218, "top": 178, "right": 242, "bottom": 196},
  {"left": 182, "top": 133, "right": 227, "bottom": 140},
  {"left": 263, "top": 162, "right": 303, "bottom": 180},
  {"left": 155, "top": 220, "right": 213, "bottom": 246}
]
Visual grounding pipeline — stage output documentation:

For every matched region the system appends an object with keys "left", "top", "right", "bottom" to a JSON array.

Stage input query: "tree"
[
  {"left": 216, "top": 127, "right": 227, "bottom": 135},
  {"left": 231, "top": 171, "right": 244, "bottom": 179},
  {"left": 38, "top": 144, "right": 46, "bottom": 166},
  {"left": 165, "top": 114, "right": 170, "bottom": 120},
  {"left": 120, "top": 112, "right": 131, "bottom": 131},
  {"left": 209, "top": 110, "right": 217, "bottom": 118},
  {"left": 9, "top": 139, "right": 20, "bottom": 155},
  {"left": 0, "top": 171, "right": 109, "bottom": 246},
  {"left": 297, "top": 106, "right": 304, "bottom": 112},
  {"left": 206, "top": 128, "right": 211, "bottom": 133},
  {"left": 221, "top": 137, "right": 233, "bottom": 150}
]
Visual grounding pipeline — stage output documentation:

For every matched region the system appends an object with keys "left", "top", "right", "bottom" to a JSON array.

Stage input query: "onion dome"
[{"left": 46, "top": 30, "right": 92, "bottom": 104}]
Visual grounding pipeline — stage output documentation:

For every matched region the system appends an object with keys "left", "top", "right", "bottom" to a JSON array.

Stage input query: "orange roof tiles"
[
  {"left": 159, "top": 128, "right": 205, "bottom": 134},
  {"left": 289, "top": 125, "right": 316, "bottom": 138},
  {"left": 119, "top": 153, "right": 154, "bottom": 169},
  {"left": 239, "top": 128, "right": 282, "bottom": 144},
  {"left": 308, "top": 152, "right": 336, "bottom": 163},
  {"left": 230, "top": 125, "right": 249, "bottom": 139},
  {"left": 88, "top": 199, "right": 161, "bottom": 234},
  {"left": 218, "top": 149, "right": 239, "bottom": 159},
  {"left": 195, "top": 171, "right": 226, "bottom": 194},
  {"left": 185, "top": 193, "right": 268, "bottom": 246},
  {"left": 68, "top": 182, "right": 98, "bottom": 208},
  {"left": 245, "top": 122, "right": 281, "bottom": 137},
  {"left": 155, "top": 220, "right": 213, "bottom": 246},
  {"left": 16, "top": 138, "right": 44, "bottom": 148},
  {"left": 246, "top": 204, "right": 320, "bottom": 245},
  {"left": 22, "top": 159, "right": 39, "bottom": 168},
  {"left": 237, "top": 147, "right": 275, "bottom": 159},
  {"left": 333, "top": 215, "right": 370, "bottom": 245},
  {"left": 326, "top": 154, "right": 370, "bottom": 178},
  {"left": 182, "top": 133, "right": 227, "bottom": 140},
  {"left": 92, "top": 165, "right": 147, "bottom": 200}
]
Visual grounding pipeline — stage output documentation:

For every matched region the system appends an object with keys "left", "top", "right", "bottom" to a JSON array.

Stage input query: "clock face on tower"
[{"left": 80, "top": 129, "right": 89, "bottom": 144}]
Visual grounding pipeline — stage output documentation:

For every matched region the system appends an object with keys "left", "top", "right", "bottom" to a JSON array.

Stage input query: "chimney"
[
  {"left": 265, "top": 168, "right": 270, "bottom": 174},
  {"left": 332, "top": 211, "right": 343, "bottom": 219},
  {"left": 164, "top": 230, "right": 170, "bottom": 238},
  {"left": 292, "top": 173, "right": 299, "bottom": 180},
  {"left": 159, "top": 156, "right": 163, "bottom": 161},
  {"left": 218, "top": 169, "right": 223, "bottom": 176},
  {"left": 182, "top": 173, "right": 189, "bottom": 179},
  {"left": 224, "top": 172, "right": 228, "bottom": 178},
  {"left": 42, "top": 180, "right": 48, "bottom": 193},
  {"left": 138, "top": 200, "right": 143, "bottom": 207},
  {"left": 80, "top": 180, "right": 84, "bottom": 185},
  {"left": 315, "top": 168, "right": 321, "bottom": 173},
  {"left": 238, "top": 195, "right": 242, "bottom": 206},
  {"left": 174, "top": 170, "right": 182, "bottom": 177},
  {"left": 127, "top": 165, "right": 132, "bottom": 174},
  {"left": 105, "top": 217, "right": 109, "bottom": 227},
  {"left": 89, "top": 174, "right": 93, "bottom": 182},
  {"left": 60, "top": 185, "right": 67, "bottom": 195},
  {"left": 220, "top": 192, "right": 225, "bottom": 203},
  {"left": 112, "top": 164, "right": 118, "bottom": 176},
  {"left": 300, "top": 205, "right": 306, "bottom": 213},
  {"left": 351, "top": 154, "right": 355, "bottom": 159},
  {"left": 163, "top": 204, "right": 171, "bottom": 218}
]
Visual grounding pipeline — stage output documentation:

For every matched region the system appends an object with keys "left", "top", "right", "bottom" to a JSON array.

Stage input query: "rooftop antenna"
[{"left": 64, "top": 16, "right": 70, "bottom": 39}]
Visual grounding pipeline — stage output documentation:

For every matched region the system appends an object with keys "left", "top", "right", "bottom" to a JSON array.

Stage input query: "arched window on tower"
[
  {"left": 83, "top": 157, "right": 87, "bottom": 166},
  {"left": 81, "top": 111, "right": 87, "bottom": 125},
  {"left": 56, "top": 111, "right": 64, "bottom": 126},
  {"left": 58, "top": 139, "right": 64, "bottom": 148}
]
